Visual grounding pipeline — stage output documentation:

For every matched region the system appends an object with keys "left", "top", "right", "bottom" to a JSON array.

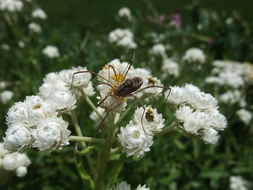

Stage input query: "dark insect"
[{"left": 71, "top": 54, "right": 171, "bottom": 134}]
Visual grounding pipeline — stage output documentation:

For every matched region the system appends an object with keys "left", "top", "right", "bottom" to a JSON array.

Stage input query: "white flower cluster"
[
  {"left": 3, "top": 66, "right": 94, "bottom": 152},
  {"left": 149, "top": 43, "right": 166, "bottom": 58},
  {"left": 236, "top": 109, "right": 252, "bottom": 125},
  {"left": 0, "top": 81, "right": 13, "bottom": 104},
  {"left": 182, "top": 48, "right": 206, "bottom": 64},
  {"left": 0, "top": 0, "right": 23, "bottom": 12},
  {"left": 230, "top": 176, "right": 251, "bottom": 190},
  {"left": 0, "top": 143, "right": 30, "bottom": 177},
  {"left": 111, "top": 181, "right": 150, "bottom": 190},
  {"left": 166, "top": 84, "right": 227, "bottom": 144},
  {"left": 206, "top": 61, "right": 252, "bottom": 114},
  {"left": 118, "top": 106, "right": 164, "bottom": 157},
  {"left": 42, "top": 45, "right": 60, "bottom": 58},
  {"left": 32, "top": 8, "right": 47, "bottom": 19},
  {"left": 28, "top": 22, "right": 42, "bottom": 33},
  {"left": 108, "top": 28, "right": 137, "bottom": 49},
  {"left": 162, "top": 58, "right": 179, "bottom": 78},
  {"left": 118, "top": 7, "right": 132, "bottom": 21},
  {"left": 97, "top": 59, "right": 163, "bottom": 112},
  {"left": 206, "top": 60, "right": 251, "bottom": 88}
]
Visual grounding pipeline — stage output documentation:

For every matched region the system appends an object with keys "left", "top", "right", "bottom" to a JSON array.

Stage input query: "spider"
[{"left": 71, "top": 55, "right": 171, "bottom": 133}]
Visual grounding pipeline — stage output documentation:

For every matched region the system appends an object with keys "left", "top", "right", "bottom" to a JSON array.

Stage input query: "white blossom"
[
  {"left": 46, "top": 90, "right": 77, "bottom": 112},
  {"left": 111, "top": 181, "right": 131, "bottom": 190},
  {"left": 90, "top": 107, "right": 106, "bottom": 122},
  {"left": 0, "top": 147, "right": 31, "bottom": 177},
  {"left": 109, "top": 28, "right": 137, "bottom": 49},
  {"left": 230, "top": 176, "right": 251, "bottom": 190},
  {"left": 3, "top": 123, "right": 33, "bottom": 151},
  {"left": 42, "top": 45, "right": 60, "bottom": 58},
  {"left": 0, "top": 90, "right": 14, "bottom": 104},
  {"left": 149, "top": 43, "right": 166, "bottom": 57},
  {"left": 131, "top": 106, "right": 165, "bottom": 134},
  {"left": 165, "top": 86, "right": 187, "bottom": 105},
  {"left": 182, "top": 48, "right": 206, "bottom": 63},
  {"left": 162, "top": 58, "right": 179, "bottom": 77},
  {"left": 59, "top": 66, "right": 91, "bottom": 89},
  {"left": 118, "top": 124, "right": 153, "bottom": 157},
  {"left": 32, "top": 117, "right": 71, "bottom": 151},
  {"left": 219, "top": 90, "right": 241, "bottom": 104},
  {"left": 118, "top": 7, "right": 132, "bottom": 21},
  {"left": 28, "top": 22, "right": 42, "bottom": 33},
  {"left": 0, "top": 81, "right": 8, "bottom": 90},
  {"left": 202, "top": 128, "right": 219, "bottom": 144},
  {"left": 1, "top": 44, "right": 10, "bottom": 51},
  {"left": 136, "top": 184, "right": 150, "bottom": 190},
  {"left": 18, "top": 41, "right": 25, "bottom": 48},
  {"left": 39, "top": 72, "right": 68, "bottom": 97},
  {"left": 32, "top": 8, "right": 47, "bottom": 19},
  {"left": 0, "top": 0, "right": 23, "bottom": 12},
  {"left": 236, "top": 109, "right": 252, "bottom": 125}
]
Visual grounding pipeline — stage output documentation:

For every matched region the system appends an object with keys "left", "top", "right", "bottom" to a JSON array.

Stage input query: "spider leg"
[
  {"left": 122, "top": 52, "right": 135, "bottom": 78},
  {"left": 108, "top": 65, "right": 120, "bottom": 82},
  {"left": 95, "top": 111, "right": 110, "bottom": 135},
  {"left": 132, "top": 85, "right": 171, "bottom": 102},
  {"left": 127, "top": 94, "right": 151, "bottom": 136},
  {"left": 70, "top": 70, "right": 114, "bottom": 90}
]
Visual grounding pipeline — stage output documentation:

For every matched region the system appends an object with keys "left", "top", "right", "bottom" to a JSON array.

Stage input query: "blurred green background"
[{"left": 1, "top": 0, "right": 253, "bottom": 189}]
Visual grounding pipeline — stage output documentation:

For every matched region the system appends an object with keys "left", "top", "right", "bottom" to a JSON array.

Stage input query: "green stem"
[
  {"left": 70, "top": 136, "right": 105, "bottom": 143},
  {"left": 81, "top": 90, "right": 103, "bottom": 120},
  {"left": 70, "top": 110, "right": 97, "bottom": 180},
  {"left": 189, "top": 32, "right": 211, "bottom": 42},
  {"left": 95, "top": 113, "right": 116, "bottom": 190},
  {"left": 156, "top": 121, "right": 177, "bottom": 136}
]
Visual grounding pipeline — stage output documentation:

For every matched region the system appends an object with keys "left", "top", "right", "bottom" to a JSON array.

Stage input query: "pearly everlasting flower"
[
  {"left": 32, "top": 117, "right": 71, "bottom": 151},
  {"left": 219, "top": 90, "right": 241, "bottom": 104},
  {"left": 230, "top": 176, "right": 251, "bottom": 190},
  {"left": 0, "top": 81, "right": 8, "bottom": 90},
  {"left": 131, "top": 106, "right": 165, "bottom": 134},
  {"left": 162, "top": 58, "right": 179, "bottom": 77},
  {"left": 111, "top": 181, "right": 131, "bottom": 190},
  {"left": 1, "top": 44, "right": 10, "bottom": 51},
  {"left": 24, "top": 96, "right": 56, "bottom": 126},
  {"left": 28, "top": 22, "right": 42, "bottom": 33},
  {"left": 46, "top": 90, "right": 77, "bottom": 112},
  {"left": 149, "top": 43, "right": 166, "bottom": 57},
  {"left": 3, "top": 123, "right": 33, "bottom": 151},
  {"left": 202, "top": 127, "right": 219, "bottom": 144},
  {"left": 0, "top": 0, "right": 23, "bottom": 12},
  {"left": 18, "top": 41, "right": 25, "bottom": 48},
  {"left": 32, "top": 8, "right": 47, "bottom": 19},
  {"left": 182, "top": 48, "right": 206, "bottom": 64},
  {"left": 169, "top": 84, "right": 227, "bottom": 144},
  {"left": 184, "top": 84, "right": 218, "bottom": 110},
  {"left": 118, "top": 7, "right": 132, "bottom": 21},
  {"left": 90, "top": 107, "right": 106, "bottom": 122},
  {"left": 42, "top": 45, "right": 60, "bottom": 58},
  {"left": 136, "top": 184, "right": 150, "bottom": 190},
  {"left": 59, "top": 66, "right": 91, "bottom": 89},
  {"left": 39, "top": 72, "right": 68, "bottom": 97},
  {"left": 236, "top": 109, "right": 252, "bottom": 125},
  {"left": 0, "top": 90, "right": 14, "bottom": 104},
  {"left": 0, "top": 145, "right": 31, "bottom": 177},
  {"left": 83, "top": 81, "right": 96, "bottom": 97},
  {"left": 206, "top": 60, "right": 250, "bottom": 89},
  {"left": 165, "top": 86, "right": 187, "bottom": 105},
  {"left": 118, "top": 124, "right": 153, "bottom": 157},
  {"left": 108, "top": 28, "right": 137, "bottom": 49}
]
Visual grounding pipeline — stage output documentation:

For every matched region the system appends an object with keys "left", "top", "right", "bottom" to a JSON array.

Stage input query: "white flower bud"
[
  {"left": 47, "top": 90, "right": 76, "bottom": 112},
  {"left": 16, "top": 166, "right": 27, "bottom": 177},
  {"left": 32, "top": 117, "right": 71, "bottom": 151},
  {"left": 28, "top": 22, "right": 41, "bottom": 33},
  {"left": 42, "top": 45, "right": 60, "bottom": 58},
  {"left": 4, "top": 124, "right": 33, "bottom": 151},
  {"left": 118, "top": 124, "right": 153, "bottom": 157},
  {"left": 32, "top": 8, "right": 47, "bottom": 19},
  {"left": 136, "top": 184, "right": 150, "bottom": 190},
  {"left": 0, "top": 90, "right": 14, "bottom": 104}
]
